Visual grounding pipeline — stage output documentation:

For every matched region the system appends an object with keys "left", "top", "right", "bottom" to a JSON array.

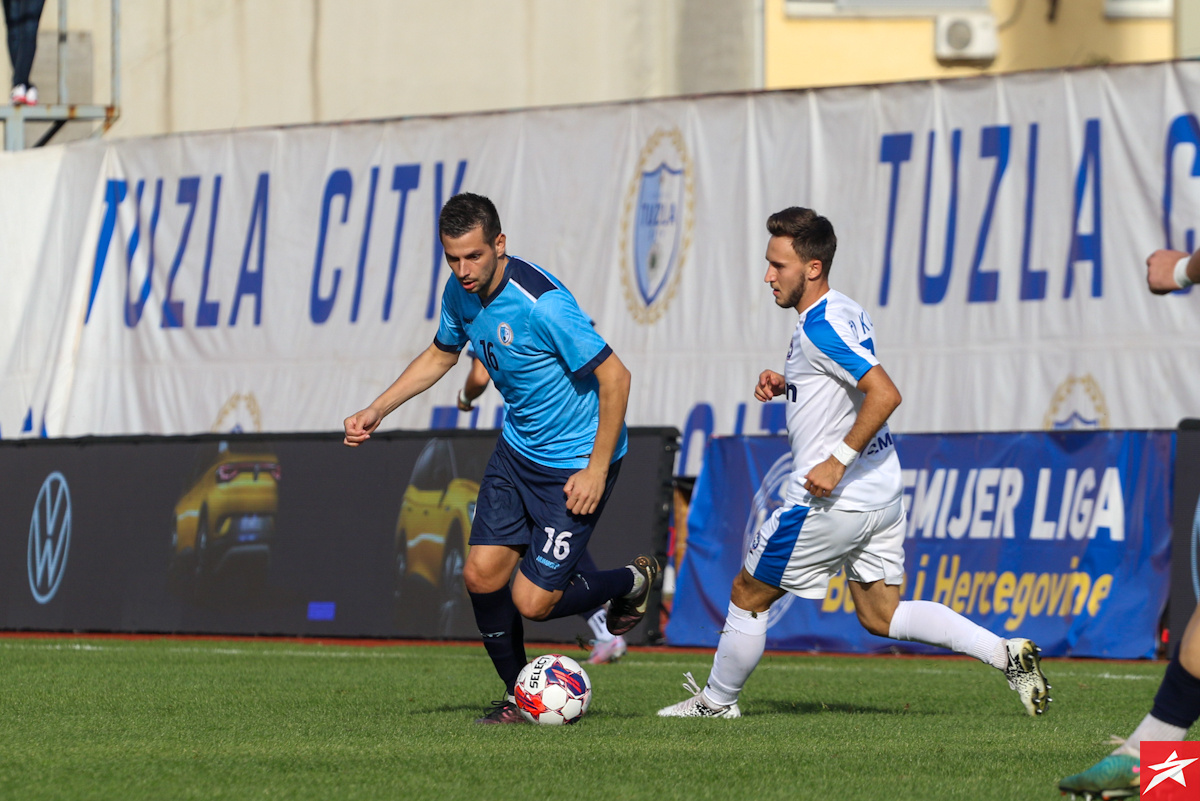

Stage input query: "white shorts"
[{"left": 743, "top": 498, "right": 907, "bottom": 599}]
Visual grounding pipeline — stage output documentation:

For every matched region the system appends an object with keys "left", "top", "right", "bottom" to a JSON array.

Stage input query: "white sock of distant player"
[
  {"left": 587, "top": 608, "right": 615, "bottom": 643},
  {"left": 1114, "top": 713, "right": 1187, "bottom": 757},
  {"left": 888, "top": 600, "right": 1008, "bottom": 669},
  {"left": 704, "top": 603, "right": 769, "bottom": 707}
]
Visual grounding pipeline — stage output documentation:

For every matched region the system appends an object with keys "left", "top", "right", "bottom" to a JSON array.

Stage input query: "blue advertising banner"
[{"left": 668, "top": 431, "right": 1173, "bottom": 659}]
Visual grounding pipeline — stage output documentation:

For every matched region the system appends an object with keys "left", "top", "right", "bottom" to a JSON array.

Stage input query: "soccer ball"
[{"left": 514, "top": 653, "right": 592, "bottom": 725}]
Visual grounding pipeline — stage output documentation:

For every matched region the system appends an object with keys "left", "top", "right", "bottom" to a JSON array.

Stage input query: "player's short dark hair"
[
  {"left": 766, "top": 207, "right": 837, "bottom": 275},
  {"left": 439, "top": 193, "right": 502, "bottom": 245}
]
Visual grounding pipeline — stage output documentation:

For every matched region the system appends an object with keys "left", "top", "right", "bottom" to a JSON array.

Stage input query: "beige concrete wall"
[
  {"left": 1180, "top": 0, "right": 1200, "bottom": 57},
  {"left": 28, "top": 0, "right": 702, "bottom": 140},
  {"left": 766, "top": 0, "right": 1174, "bottom": 89}
]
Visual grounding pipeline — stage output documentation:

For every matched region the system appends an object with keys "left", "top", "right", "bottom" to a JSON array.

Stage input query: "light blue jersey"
[{"left": 434, "top": 257, "right": 628, "bottom": 470}]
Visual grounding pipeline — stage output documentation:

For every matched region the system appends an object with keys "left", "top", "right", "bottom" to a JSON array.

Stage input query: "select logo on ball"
[{"left": 514, "top": 653, "right": 592, "bottom": 725}]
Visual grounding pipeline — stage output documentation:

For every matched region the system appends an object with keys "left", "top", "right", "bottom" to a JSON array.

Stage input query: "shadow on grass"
[{"left": 751, "top": 699, "right": 932, "bottom": 716}]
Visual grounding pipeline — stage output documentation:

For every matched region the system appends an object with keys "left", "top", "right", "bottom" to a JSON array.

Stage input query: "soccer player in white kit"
[{"left": 658, "top": 207, "right": 1052, "bottom": 719}]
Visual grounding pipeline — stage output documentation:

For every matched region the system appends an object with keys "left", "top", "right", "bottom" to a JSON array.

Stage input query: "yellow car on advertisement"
[
  {"left": 395, "top": 438, "right": 488, "bottom": 628},
  {"left": 170, "top": 439, "right": 280, "bottom": 593}
]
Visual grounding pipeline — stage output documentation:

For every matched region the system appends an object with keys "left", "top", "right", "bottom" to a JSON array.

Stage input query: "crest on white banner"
[
  {"left": 621, "top": 128, "right": 694, "bottom": 324},
  {"left": 1043, "top": 375, "right": 1109, "bottom": 430}
]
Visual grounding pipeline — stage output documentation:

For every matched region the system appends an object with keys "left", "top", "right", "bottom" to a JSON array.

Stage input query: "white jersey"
[{"left": 782, "top": 289, "right": 903, "bottom": 511}]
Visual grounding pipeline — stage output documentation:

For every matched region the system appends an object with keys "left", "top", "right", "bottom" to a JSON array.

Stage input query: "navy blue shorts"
[{"left": 470, "top": 435, "right": 622, "bottom": 592}]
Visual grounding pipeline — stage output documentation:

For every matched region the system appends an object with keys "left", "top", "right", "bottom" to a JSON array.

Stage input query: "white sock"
[
  {"left": 1115, "top": 713, "right": 1188, "bottom": 757},
  {"left": 587, "top": 608, "right": 614, "bottom": 643},
  {"left": 704, "top": 603, "right": 769, "bottom": 707},
  {"left": 888, "top": 600, "right": 1005, "bottom": 668}
]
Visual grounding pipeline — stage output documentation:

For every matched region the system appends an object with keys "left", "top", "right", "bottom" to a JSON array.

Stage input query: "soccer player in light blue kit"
[
  {"left": 456, "top": 345, "right": 630, "bottom": 665},
  {"left": 658, "top": 207, "right": 1051, "bottom": 719},
  {"left": 344, "top": 193, "right": 657, "bottom": 723}
]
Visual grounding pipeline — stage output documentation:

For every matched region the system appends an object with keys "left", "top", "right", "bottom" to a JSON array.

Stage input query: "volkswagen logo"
[{"left": 28, "top": 471, "right": 71, "bottom": 604}]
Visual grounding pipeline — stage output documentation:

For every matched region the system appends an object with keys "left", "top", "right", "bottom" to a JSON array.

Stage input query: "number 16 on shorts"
[{"left": 540, "top": 527, "right": 574, "bottom": 565}]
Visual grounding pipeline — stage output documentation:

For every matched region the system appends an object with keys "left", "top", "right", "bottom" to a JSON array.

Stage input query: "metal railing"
[{"left": 0, "top": 0, "right": 120, "bottom": 150}]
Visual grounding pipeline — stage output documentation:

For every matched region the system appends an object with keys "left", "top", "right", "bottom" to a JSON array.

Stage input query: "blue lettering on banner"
[
  {"left": 966, "top": 125, "right": 1009, "bottom": 303},
  {"left": 195, "top": 174, "right": 223, "bottom": 328},
  {"left": 1020, "top": 123, "right": 1045, "bottom": 301},
  {"left": 877, "top": 119, "right": 1106, "bottom": 306},
  {"left": 163, "top": 177, "right": 200, "bottom": 328},
  {"left": 350, "top": 166, "right": 380, "bottom": 323},
  {"left": 425, "top": 160, "right": 469, "bottom": 320},
  {"left": 124, "top": 179, "right": 162, "bottom": 327},
  {"left": 877, "top": 132, "right": 913, "bottom": 307},
  {"left": 1064, "top": 118, "right": 1103, "bottom": 299},
  {"left": 85, "top": 179, "right": 128, "bottom": 324},
  {"left": 922, "top": 128, "right": 960, "bottom": 306},
  {"left": 1162, "top": 113, "right": 1200, "bottom": 295},
  {"left": 759, "top": 402, "right": 786, "bottom": 435},
  {"left": 679, "top": 403, "right": 714, "bottom": 476},
  {"left": 84, "top": 159, "right": 468, "bottom": 330},
  {"left": 383, "top": 165, "right": 421, "bottom": 321},
  {"left": 430, "top": 406, "right": 459, "bottom": 429},
  {"left": 230, "top": 172, "right": 269, "bottom": 326},
  {"left": 311, "top": 168, "right": 352, "bottom": 324}
]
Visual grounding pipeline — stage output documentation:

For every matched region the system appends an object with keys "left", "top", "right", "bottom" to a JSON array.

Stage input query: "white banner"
[{"left": 2, "top": 61, "right": 1198, "bottom": 473}]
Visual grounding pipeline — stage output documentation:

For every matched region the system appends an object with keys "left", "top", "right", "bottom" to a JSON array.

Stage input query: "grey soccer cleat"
[
  {"left": 657, "top": 672, "right": 741, "bottom": 719},
  {"left": 1003, "top": 638, "right": 1052, "bottom": 716}
]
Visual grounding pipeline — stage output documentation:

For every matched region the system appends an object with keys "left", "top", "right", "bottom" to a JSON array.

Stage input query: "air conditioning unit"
[{"left": 935, "top": 12, "right": 998, "bottom": 63}]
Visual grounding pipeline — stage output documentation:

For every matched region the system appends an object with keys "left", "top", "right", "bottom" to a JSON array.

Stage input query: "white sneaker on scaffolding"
[
  {"left": 657, "top": 672, "right": 741, "bottom": 718},
  {"left": 587, "top": 636, "right": 628, "bottom": 665}
]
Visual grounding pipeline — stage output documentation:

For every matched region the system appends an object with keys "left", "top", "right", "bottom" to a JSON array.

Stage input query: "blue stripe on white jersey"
[{"left": 802, "top": 299, "right": 874, "bottom": 381}]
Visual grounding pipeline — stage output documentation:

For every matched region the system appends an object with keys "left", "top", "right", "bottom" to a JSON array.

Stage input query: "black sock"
[
  {"left": 575, "top": 550, "right": 603, "bottom": 622},
  {"left": 1151, "top": 655, "right": 1200, "bottom": 728},
  {"left": 544, "top": 567, "right": 634, "bottom": 621},
  {"left": 469, "top": 586, "right": 526, "bottom": 697}
]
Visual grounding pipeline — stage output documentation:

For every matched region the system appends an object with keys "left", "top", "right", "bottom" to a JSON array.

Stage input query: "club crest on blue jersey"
[
  {"left": 498, "top": 322, "right": 513, "bottom": 346},
  {"left": 621, "top": 128, "right": 694, "bottom": 325}
]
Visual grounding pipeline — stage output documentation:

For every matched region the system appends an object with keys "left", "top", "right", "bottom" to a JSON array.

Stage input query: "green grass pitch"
[{"left": 0, "top": 635, "right": 1173, "bottom": 800}]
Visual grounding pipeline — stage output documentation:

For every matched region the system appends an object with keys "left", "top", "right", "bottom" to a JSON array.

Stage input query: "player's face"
[
  {"left": 764, "top": 235, "right": 818, "bottom": 309},
  {"left": 443, "top": 226, "right": 507, "bottom": 295}
]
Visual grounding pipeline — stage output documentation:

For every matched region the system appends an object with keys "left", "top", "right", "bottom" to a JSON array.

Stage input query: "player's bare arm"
[
  {"left": 1146, "top": 248, "right": 1199, "bottom": 294},
  {"left": 754, "top": 370, "right": 786, "bottom": 402},
  {"left": 804, "top": 364, "right": 902, "bottom": 496},
  {"left": 563, "top": 352, "right": 631, "bottom": 516},
  {"left": 343, "top": 342, "right": 460, "bottom": 447}
]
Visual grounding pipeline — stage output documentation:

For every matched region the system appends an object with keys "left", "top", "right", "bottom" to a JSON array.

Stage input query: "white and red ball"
[{"left": 514, "top": 653, "right": 592, "bottom": 725}]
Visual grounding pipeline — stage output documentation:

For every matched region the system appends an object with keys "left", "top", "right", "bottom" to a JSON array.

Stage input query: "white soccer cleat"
[
  {"left": 1003, "top": 638, "right": 1051, "bottom": 716},
  {"left": 657, "top": 672, "right": 741, "bottom": 719}
]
